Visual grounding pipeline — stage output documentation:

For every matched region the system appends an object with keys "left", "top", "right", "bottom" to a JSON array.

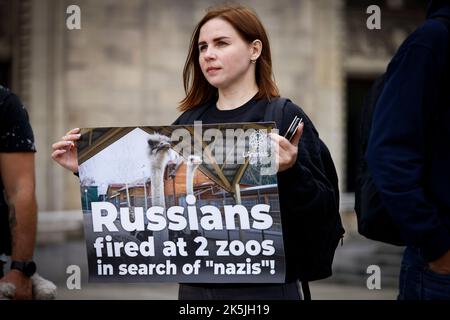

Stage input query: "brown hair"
[{"left": 179, "top": 4, "right": 279, "bottom": 112}]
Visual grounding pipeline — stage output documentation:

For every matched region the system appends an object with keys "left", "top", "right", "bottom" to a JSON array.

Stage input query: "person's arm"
[
  {"left": 366, "top": 43, "right": 450, "bottom": 265},
  {"left": 0, "top": 152, "right": 37, "bottom": 299}
]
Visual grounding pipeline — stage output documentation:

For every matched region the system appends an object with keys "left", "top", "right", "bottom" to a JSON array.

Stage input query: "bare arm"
[
  {"left": 0, "top": 152, "right": 37, "bottom": 299},
  {"left": 0, "top": 152, "right": 37, "bottom": 259}
]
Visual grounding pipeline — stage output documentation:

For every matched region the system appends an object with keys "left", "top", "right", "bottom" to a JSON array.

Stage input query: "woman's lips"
[{"left": 207, "top": 67, "right": 221, "bottom": 74}]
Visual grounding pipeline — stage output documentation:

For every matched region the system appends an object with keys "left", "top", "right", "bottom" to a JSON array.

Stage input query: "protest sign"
[{"left": 77, "top": 122, "right": 286, "bottom": 282}]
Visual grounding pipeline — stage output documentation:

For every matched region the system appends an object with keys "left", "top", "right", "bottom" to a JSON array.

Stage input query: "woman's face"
[{"left": 198, "top": 18, "right": 257, "bottom": 90}]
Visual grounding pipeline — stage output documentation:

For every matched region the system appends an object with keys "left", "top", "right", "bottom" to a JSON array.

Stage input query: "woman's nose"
[{"left": 203, "top": 47, "right": 216, "bottom": 60}]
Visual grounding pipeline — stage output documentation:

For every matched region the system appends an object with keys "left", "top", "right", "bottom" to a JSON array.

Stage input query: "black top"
[
  {"left": 199, "top": 96, "right": 267, "bottom": 123},
  {"left": 0, "top": 87, "right": 36, "bottom": 153},
  {"left": 174, "top": 95, "right": 301, "bottom": 133},
  {"left": 174, "top": 96, "right": 336, "bottom": 284},
  {"left": 0, "top": 86, "right": 36, "bottom": 255}
]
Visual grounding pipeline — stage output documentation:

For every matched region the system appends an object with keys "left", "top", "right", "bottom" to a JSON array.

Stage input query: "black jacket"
[
  {"left": 366, "top": 2, "right": 450, "bottom": 261},
  {"left": 173, "top": 97, "right": 340, "bottom": 281}
]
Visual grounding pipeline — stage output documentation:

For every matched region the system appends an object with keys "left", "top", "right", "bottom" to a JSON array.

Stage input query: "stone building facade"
[{"left": 0, "top": 0, "right": 427, "bottom": 212}]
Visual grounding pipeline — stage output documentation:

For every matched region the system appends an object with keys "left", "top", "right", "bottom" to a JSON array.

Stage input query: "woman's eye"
[
  {"left": 199, "top": 45, "right": 207, "bottom": 52},
  {"left": 217, "top": 41, "right": 227, "bottom": 47}
]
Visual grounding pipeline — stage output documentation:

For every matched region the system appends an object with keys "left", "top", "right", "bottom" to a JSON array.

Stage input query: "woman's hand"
[
  {"left": 270, "top": 122, "right": 304, "bottom": 172},
  {"left": 51, "top": 128, "right": 80, "bottom": 173}
]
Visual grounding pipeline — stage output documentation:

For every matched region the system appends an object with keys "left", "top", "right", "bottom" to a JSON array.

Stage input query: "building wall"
[{"left": 23, "top": 0, "right": 346, "bottom": 211}]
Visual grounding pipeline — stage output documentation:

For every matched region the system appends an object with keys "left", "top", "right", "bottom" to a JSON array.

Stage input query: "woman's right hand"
[{"left": 51, "top": 128, "right": 81, "bottom": 173}]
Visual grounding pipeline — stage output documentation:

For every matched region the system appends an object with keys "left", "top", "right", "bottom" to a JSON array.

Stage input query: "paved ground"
[{"left": 54, "top": 280, "right": 397, "bottom": 300}]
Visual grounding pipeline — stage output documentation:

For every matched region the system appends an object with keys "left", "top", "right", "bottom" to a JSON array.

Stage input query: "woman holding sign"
[{"left": 51, "top": 4, "right": 343, "bottom": 300}]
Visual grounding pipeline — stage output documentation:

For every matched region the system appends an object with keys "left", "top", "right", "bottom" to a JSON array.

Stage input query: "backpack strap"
[{"left": 263, "top": 97, "right": 289, "bottom": 134}]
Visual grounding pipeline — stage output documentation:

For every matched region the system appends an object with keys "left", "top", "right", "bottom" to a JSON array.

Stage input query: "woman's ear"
[{"left": 250, "top": 39, "right": 262, "bottom": 61}]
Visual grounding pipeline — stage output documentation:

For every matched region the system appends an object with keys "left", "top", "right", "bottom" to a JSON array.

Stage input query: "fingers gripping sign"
[{"left": 51, "top": 128, "right": 81, "bottom": 173}]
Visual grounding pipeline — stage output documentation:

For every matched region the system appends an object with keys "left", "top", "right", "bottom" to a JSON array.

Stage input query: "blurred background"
[{"left": 0, "top": 0, "right": 429, "bottom": 299}]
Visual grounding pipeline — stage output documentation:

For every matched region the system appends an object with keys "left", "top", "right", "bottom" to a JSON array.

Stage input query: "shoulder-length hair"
[{"left": 179, "top": 4, "right": 279, "bottom": 112}]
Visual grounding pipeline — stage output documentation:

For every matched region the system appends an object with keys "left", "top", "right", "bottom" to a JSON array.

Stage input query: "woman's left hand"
[{"left": 270, "top": 122, "right": 304, "bottom": 172}]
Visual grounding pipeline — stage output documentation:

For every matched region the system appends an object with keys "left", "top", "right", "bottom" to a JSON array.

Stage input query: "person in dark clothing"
[
  {"left": 0, "top": 86, "right": 37, "bottom": 299},
  {"left": 366, "top": 0, "right": 450, "bottom": 300},
  {"left": 52, "top": 4, "right": 339, "bottom": 300}
]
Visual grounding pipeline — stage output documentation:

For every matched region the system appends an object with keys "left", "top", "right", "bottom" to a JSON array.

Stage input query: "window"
[
  {"left": 345, "top": 77, "right": 378, "bottom": 192},
  {"left": 0, "top": 61, "right": 11, "bottom": 88}
]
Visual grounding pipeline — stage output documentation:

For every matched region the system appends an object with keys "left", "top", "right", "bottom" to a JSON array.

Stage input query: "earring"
[{"left": 251, "top": 59, "right": 257, "bottom": 64}]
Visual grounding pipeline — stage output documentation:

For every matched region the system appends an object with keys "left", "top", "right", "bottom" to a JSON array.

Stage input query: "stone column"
[
  {"left": 310, "top": 0, "right": 345, "bottom": 189},
  {"left": 29, "top": 0, "right": 66, "bottom": 210}
]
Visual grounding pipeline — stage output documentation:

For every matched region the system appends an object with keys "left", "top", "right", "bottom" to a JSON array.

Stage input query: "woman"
[{"left": 52, "top": 4, "right": 339, "bottom": 300}]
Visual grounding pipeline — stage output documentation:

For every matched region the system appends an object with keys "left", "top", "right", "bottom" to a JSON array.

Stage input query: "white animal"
[
  {"left": 147, "top": 133, "right": 172, "bottom": 242},
  {"left": 186, "top": 155, "right": 202, "bottom": 196},
  {"left": 184, "top": 155, "right": 202, "bottom": 236}
]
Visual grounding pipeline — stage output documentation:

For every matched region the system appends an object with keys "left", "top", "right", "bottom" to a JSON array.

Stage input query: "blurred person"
[
  {"left": 52, "top": 4, "right": 343, "bottom": 300},
  {"left": 0, "top": 86, "right": 37, "bottom": 299},
  {"left": 366, "top": 0, "right": 450, "bottom": 300}
]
